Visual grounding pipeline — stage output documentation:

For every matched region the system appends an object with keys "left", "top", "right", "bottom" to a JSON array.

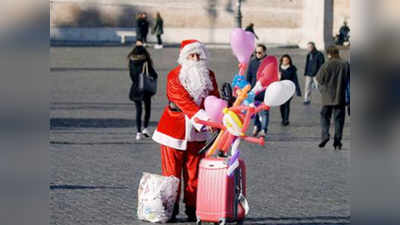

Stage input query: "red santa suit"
[{"left": 152, "top": 40, "right": 220, "bottom": 214}]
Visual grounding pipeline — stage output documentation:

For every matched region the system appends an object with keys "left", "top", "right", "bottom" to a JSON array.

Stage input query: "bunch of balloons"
[
  {"left": 194, "top": 28, "right": 296, "bottom": 175},
  {"left": 230, "top": 28, "right": 279, "bottom": 106},
  {"left": 197, "top": 80, "right": 296, "bottom": 175}
]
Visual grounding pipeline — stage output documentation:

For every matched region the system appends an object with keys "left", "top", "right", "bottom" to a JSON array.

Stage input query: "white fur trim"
[
  {"left": 178, "top": 41, "right": 209, "bottom": 65},
  {"left": 152, "top": 130, "right": 187, "bottom": 151},
  {"left": 190, "top": 109, "right": 209, "bottom": 132},
  {"left": 185, "top": 115, "right": 210, "bottom": 142}
]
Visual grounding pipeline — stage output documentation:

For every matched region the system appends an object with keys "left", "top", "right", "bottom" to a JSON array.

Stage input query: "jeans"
[
  {"left": 134, "top": 96, "right": 151, "bottom": 132},
  {"left": 320, "top": 105, "right": 346, "bottom": 141},
  {"left": 304, "top": 75, "right": 319, "bottom": 102},
  {"left": 254, "top": 109, "right": 269, "bottom": 132},
  {"left": 156, "top": 35, "right": 162, "bottom": 45},
  {"left": 280, "top": 98, "right": 292, "bottom": 123}
]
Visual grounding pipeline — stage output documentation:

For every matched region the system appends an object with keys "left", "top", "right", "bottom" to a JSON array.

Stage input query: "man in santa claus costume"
[{"left": 152, "top": 39, "right": 220, "bottom": 222}]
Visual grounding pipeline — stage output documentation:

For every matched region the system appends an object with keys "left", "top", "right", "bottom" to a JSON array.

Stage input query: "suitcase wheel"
[{"left": 217, "top": 218, "right": 226, "bottom": 225}]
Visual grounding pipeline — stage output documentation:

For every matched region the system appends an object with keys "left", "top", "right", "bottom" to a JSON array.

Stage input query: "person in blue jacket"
[
  {"left": 303, "top": 42, "right": 325, "bottom": 104},
  {"left": 246, "top": 44, "right": 269, "bottom": 137}
]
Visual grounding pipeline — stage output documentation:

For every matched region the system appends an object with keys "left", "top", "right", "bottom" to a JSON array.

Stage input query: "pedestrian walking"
[
  {"left": 136, "top": 13, "right": 149, "bottom": 45},
  {"left": 128, "top": 41, "right": 158, "bottom": 141},
  {"left": 245, "top": 23, "right": 259, "bottom": 40},
  {"left": 315, "top": 45, "right": 350, "bottom": 150},
  {"left": 246, "top": 44, "right": 268, "bottom": 137},
  {"left": 135, "top": 13, "right": 143, "bottom": 42},
  {"left": 303, "top": 41, "right": 325, "bottom": 105},
  {"left": 278, "top": 54, "right": 302, "bottom": 126},
  {"left": 152, "top": 12, "right": 164, "bottom": 49},
  {"left": 152, "top": 40, "right": 220, "bottom": 222}
]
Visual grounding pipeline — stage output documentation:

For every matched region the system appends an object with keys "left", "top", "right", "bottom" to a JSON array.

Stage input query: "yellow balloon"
[{"left": 222, "top": 109, "right": 244, "bottom": 136}]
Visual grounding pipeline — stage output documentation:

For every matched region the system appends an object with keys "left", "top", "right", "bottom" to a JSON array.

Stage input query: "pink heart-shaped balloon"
[
  {"left": 204, "top": 96, "right": 228, "bottom": 123},
  {"left": 230, "top": 28, "right": 256, "bottom": 64}
]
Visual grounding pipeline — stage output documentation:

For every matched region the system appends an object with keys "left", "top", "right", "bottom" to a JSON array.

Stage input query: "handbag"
[{"left": 141, "top": 62, "right": 157, "bottom": 96}]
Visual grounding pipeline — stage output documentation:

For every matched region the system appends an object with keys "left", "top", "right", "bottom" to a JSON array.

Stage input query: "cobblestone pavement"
[{"left": 50, "top": 45, "right": 350, "bottom": 225}]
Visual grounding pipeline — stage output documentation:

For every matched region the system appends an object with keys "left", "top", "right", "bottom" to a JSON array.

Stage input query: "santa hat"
[{"left": 178, "top": 39, "right": 209, "bottom": 65}]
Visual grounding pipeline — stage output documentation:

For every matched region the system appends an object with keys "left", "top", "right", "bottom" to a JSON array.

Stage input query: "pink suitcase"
[{"left": 196, "top": 157, "right": 247, "bottom": 225}]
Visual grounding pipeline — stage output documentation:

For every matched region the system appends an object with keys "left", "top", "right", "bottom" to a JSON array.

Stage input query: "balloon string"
[{"left": 238, "top": 63, "right": 247, "bottom": 75}]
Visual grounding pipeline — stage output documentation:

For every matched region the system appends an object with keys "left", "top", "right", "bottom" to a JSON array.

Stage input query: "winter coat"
[
  {"left": 304, "top": 50, "right": 325, "bottom": 77},
  {"left": 246, "top": 56, "right": 266, "bottom": 103},
  {"left": 315, "top": 58, "right": 350, "bottom": 106},
  {"left": 128, "top": 55, "right": 158, "bottom": 101},
  {"left": 339, "top": 25, "right": 350, "bottom": 38},
  {"left": 152, "top": 17, "right": 164, "bottom": 36},
  {"left": 279, "top": 65, "right": 302, "bottom": 96},
  {"left": 246, "top": 56, "right": 265, "bottom": 87},
  {"left": 152, "top": 66, "right": 220, "bottom": 150},
  {"left": 136, "top": 18, "right": 149, "bottom": 37}
]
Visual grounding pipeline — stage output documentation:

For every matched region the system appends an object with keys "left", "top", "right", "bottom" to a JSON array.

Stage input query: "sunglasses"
[{"left": 256, "top": 51, "right": 264, "bottom": 54}]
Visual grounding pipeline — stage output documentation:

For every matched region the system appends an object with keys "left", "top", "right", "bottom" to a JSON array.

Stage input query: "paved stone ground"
[{"left": 50, "top": 46, "right": 350, "bottom": 225}]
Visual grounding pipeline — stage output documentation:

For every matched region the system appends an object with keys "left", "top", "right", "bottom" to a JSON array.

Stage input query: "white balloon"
[{"left": 264, "top": 80, "right": 296, "bottom": 106}]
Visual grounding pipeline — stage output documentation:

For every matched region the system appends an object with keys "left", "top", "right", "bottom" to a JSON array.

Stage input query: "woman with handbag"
[{"left": 128, "top": 42, "right": 158, "bottom": 140}]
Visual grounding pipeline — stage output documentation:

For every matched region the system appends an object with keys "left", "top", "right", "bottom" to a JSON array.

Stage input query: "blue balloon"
[
  {"left": 232, "top": 74, "right": 249, "bottom": 89},
  {"left": 243, "top": 90, "right": 255, "bottom": 105}
]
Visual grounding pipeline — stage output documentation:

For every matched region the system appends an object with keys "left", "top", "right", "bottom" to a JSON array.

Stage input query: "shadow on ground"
[
  {"left": 50, "top": 184, "right": 128, "bottom": 190},
  {"left": 50, "top": 118, "right": 158, "bottom": 129},
  {"left": 169, "top": 216, "right": 350, "bottom": 225}
]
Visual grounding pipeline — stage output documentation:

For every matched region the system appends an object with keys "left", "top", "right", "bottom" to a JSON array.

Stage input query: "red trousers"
[{"left": 160, "top": 142, "right": 205, "bottom": 207}]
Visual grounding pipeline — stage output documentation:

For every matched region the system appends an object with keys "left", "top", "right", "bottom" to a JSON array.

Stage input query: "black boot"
[
  {"left": 333, "top": 138, "right": 342, "bottom": 150},
  {"left": 318, "top": 138, "right": 329, "bottom": 148},
  {"left": 185, "top": 206, "right": 197, "bottom": 222}
]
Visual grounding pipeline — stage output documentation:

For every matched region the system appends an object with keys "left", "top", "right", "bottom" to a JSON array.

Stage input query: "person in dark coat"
[
  {"left": 279, "top": 54, "right": 302, "bottom": 126},
  {"left": 244, "top": 23, "right": 259, "bottom": 40},
  {"left": 303, "top": 41, "right": 325, "bottom": 105},
  {"left": 315, "top": 45, "right": 350, "bottom": 150},
  {"left": 246, "top": 44, "right": 268, "bottom": 137},
  {"left": 135, "top": 13, "right": 143, "bottom": 42},
  {"left": 136, "top": 13, "right": 149, "bottom": 45},
  {"left": 128, "top": 41, "right": 158, "bottom": 140},
  {"left": 336, "top": 21, "right": 350, "bottom": 46},
  {"left": 152, "top": 12, "right": 164, "bottom": 49}
]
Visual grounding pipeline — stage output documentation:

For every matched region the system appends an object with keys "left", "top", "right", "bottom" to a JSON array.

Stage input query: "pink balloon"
[
  {"left": 204, "top": 96, "right": 228, "bottom": 123},
  {"left": 256, "top": 56, "right": 279, "bottom": 88},
  {"left": 230, "top": 28, "right": 256, "bottom": 64}
]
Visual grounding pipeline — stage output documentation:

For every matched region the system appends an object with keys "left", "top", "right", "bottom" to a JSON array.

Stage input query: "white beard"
[{"left": 179, "top": 60, "right": 214, "bottom": 106}]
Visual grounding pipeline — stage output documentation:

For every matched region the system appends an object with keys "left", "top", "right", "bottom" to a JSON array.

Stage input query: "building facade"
[{"left": 51, "top": 0, "right": 350, "bottom": 49}]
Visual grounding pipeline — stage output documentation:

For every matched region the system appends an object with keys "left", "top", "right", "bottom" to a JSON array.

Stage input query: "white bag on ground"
[{"left": 137, "top": 172, "right": 180, "bottom": 223}]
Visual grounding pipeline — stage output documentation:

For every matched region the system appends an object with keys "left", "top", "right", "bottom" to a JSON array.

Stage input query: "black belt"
[{"left": 169, "top": 101, "right": 182, "bottom": 112}]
